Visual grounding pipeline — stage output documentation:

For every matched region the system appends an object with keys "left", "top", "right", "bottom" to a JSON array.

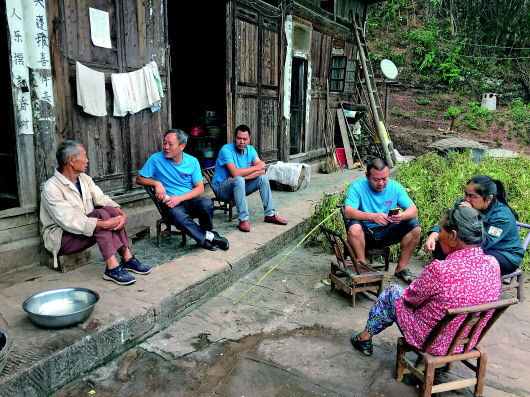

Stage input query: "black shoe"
[
  {"left": 212, "top": 234, "right": 229, "bottom": 250},
  {"left": 202, "top": 240, "right": 218, "bottom": 251},
  {"left": 350, "top": 332, "right": 373, "bottom": 356}
]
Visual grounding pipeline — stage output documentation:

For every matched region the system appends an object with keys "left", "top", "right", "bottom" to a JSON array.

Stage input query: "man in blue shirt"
[
  {"left": 344, "top": 158, "right": 421, "bottom": 284},
  {"left": 211, "top": 124, "right": 287, "bottom": 232},
  {"left": 136, "top": 129, "right": 229, "bottom": 251}
]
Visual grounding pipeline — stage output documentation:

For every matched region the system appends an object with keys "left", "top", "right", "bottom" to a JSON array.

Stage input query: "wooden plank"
[
  {"left": 431, "top": 379, "right": 477, "bottom": 393},
  {"left": 336, "top": 109, "right": 355, "bottom": 169}
]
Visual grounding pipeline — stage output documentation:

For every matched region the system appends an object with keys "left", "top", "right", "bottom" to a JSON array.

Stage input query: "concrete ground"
[
  {"left": 0, "top": 164, "right": 528, "bottom": 397},
  {"left": 56, "top": 241, "right": 529, "bottom": 397}
]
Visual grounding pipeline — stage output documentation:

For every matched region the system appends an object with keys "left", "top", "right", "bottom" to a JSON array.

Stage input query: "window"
[
  {"left": 330, "top": 56, "right": 346, "bottom": 91},
  {"left": 344, "top": 59, "right": 357, "bottom": 92}
]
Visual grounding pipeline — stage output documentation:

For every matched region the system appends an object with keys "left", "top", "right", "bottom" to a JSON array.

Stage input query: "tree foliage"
[{"left": 367, "top": 0, "right": 530, "bottom": 92}]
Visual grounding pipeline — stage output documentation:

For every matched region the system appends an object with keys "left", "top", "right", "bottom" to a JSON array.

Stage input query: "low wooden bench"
[
  {"left": 40, "top": 249, "right": 92, "bottom": 274},
  {"left": 40, "top": 225, "right": 150, "bottom": 274}
]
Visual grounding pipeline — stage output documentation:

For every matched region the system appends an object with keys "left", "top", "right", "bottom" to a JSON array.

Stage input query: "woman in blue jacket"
[{"left": 424, "top": 175, "right": 524, "bottom": 275}]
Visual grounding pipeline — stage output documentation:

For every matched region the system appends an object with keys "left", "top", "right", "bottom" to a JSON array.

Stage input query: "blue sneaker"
[
  {"left": 103, "top": 265, "right": 136, "bottom": 285},
  {"left": 121, "top": 255, "right": 152, "bottom": 274}
]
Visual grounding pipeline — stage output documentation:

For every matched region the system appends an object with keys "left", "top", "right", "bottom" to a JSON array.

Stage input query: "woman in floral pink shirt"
[{"left": 351, "top": 206, "right": 501, "bottom": 356}]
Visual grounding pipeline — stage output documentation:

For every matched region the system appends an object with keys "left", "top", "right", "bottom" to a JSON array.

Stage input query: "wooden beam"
[{"left": 336, "top": 109, "right": 355, "bottom": 169}]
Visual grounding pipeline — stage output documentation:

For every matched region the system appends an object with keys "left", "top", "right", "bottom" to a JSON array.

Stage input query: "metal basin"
[
  {"left": 22, "top": 288, "right": 99, "bottom": 329},
  {"left": 0, "top": 328, "right": 12, "bottom": 375}
]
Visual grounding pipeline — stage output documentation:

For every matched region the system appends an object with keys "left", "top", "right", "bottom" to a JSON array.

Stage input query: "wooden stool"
[
  {"left": 320, "top": 225, "right": 384, "bottom": 307},
  {"left": 40, "top": 249, "right": 92, "bottom": 273}
]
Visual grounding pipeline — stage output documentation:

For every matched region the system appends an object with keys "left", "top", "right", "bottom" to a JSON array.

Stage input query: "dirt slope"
[{"left": 382, "top": 86, "right": 526, "bottom": 158}]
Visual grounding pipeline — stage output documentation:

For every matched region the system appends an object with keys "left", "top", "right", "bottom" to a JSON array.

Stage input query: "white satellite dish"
[{"left": 380, "top": 59, "right": 398, "bottom": 80}]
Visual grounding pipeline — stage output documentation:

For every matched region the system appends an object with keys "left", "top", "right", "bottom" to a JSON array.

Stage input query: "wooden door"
[
  {"left": 229, "top": 4, "right": 281, "bottom": 162},
  {"left": 289, "top": 58, "right": 306, "bottom": 155}
]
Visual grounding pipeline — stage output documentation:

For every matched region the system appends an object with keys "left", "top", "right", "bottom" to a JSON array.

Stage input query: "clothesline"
[{"left": 76, "top": 60, "right": 164, "bottom": 117}]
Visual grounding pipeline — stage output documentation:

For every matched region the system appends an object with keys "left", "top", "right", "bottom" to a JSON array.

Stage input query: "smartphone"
[{"left": 388, "top": 208, "right": 399, "bottom": 216}]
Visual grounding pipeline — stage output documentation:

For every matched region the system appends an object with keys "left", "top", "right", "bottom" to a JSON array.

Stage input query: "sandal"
[{"left": 394, "top": 268, "right": 417, "bottom": 285}]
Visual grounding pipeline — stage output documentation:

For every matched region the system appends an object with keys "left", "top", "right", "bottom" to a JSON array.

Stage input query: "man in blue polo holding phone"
[{"left": 343, "top": 157, "right": 421, "bottom": 284}]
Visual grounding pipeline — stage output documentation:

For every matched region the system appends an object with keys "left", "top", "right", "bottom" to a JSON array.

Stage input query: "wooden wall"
[
  {"left": 231, "top": 4, "right": 282, "bottom": 162},
  {"left": 47, "top": 0, "right": 170, "bottom": 193},
  {"left": 306, "top": 30, "right": 359, "bottom": 154},
  {"left": 307, "top": 29, "right": 332, "bottom": 153}
]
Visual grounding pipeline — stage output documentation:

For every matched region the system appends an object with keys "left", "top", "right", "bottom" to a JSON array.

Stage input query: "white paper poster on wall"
[
  {"left": 25, "top": 0, "right": 51, "bottom": 69},
  {"left": 6, "top": 0, "right": 35, "bottom": 134},
  {"left": 89, "top": 7, "right": 112, "bottom": 49},
  {"left": 6, "top": 0, "right": 52, "bottom": 70}
]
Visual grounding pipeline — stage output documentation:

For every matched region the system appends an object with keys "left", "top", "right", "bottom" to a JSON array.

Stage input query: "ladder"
[{"left": 352, "top": 20, "right": 396, "bottom": 167}]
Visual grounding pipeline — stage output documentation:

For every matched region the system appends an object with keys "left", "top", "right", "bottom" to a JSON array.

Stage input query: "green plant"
[
  {"left": 460, "top": 102, "right": 493, "bottom": 131},
  {"left": 508, "top": 99, "right": 530, "bottom": 141},
  {"left": 306, "top": 185, "right": 349, "bottom": 251},
  {"left": 444, "top": 106, "right": 461, "bottom": 120},
  {"left": 436, "top": 43, "right": 468, "bottom": 84},
  {"left": 416, "top": 98, "right": 431, "bottom": 105},
  {"left": 391, "top": 107, "right": 405, "bottom": 117},
  {"left": 444, "top": 106, "right": 461, "bottom": 130}
]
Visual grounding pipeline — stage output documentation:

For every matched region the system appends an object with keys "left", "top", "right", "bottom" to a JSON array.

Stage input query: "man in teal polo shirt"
[
  {"left": 211, "top": 124, "right": 287, "bottom": 232},
  {"left": 344, "top": 157, "right": 421, "bottom": 284},
  {"left": 136, "top": 129, "right": 229, "bottom": 251}
]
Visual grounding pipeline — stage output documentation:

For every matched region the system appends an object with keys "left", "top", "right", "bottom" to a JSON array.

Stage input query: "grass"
[
  {"left": 308, "top": 151, "right": 530, "bottom": 272},
  {"left": 306, "top": 185, "right": 349, "bottom": 249},
  {"left": 397, "top": 151, "right": 530, "bottom": 271}
]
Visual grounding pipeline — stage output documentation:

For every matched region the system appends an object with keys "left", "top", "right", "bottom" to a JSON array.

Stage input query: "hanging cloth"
[
  {"left": 112, "top": 65, "right": 161, "bottom": 116},
  {"left": 76, "top": 61, "right": 107, "bottom": 117},
  {"left": 147, "top": 60, "right": 164, "bottom": 112},
  {"left": 111, "top": 72, "right": 130, "bottom": 117},
  {"left": 143, "top": 65, "right": 161, "bottom": 112}
]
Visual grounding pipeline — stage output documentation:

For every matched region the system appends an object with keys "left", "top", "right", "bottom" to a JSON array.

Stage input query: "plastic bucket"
[
  {"left": 335, "top": 148, "right": 347, "bottom": 167},
  {"left": 481, "top": 93, "right": 497, "bottom": 111}
]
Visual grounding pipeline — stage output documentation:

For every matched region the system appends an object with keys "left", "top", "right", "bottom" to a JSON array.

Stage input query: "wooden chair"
[
  {"left": 501, "top": 221, "right": 529, "bottom": 302},
  {"left": 338, "top": 205, "right": 390, "bottom": 271},
  {"left": 201, "top": 166, "right": 235, "bottom": 222},
  {"left": 396, "top": 297, "right": 519, "bottom": 397},
  {"left": 144, "top": 186, "right": 187, "bottom": 247},
  {"left": 320, "top": 225, "right": 383, "bottom": 307}
]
